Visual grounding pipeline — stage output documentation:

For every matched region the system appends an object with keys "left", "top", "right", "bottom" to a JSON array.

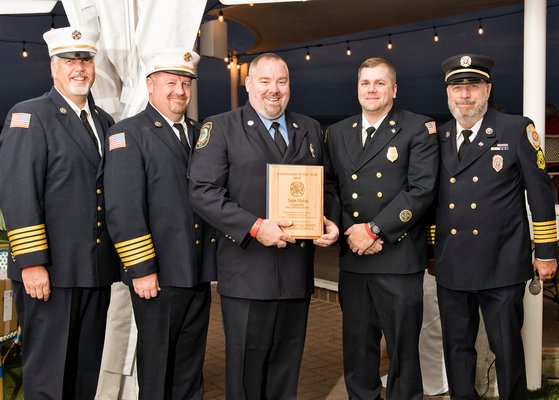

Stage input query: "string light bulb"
[
  {"left": 224, "top": 53, "right": 229, "bottom": 63},
  {"left": 305, "top": 48, "right": 310, "bottom": 61},
  {"left": 50, "top": 14, "right": 55, "bottom": 30},
  {"left": 22, "top": 41, "right": 28, "bottom": 58},
  {"left": 478, "top": 19, "right": 484, "bottom": 35},
  {"left": 387, "top": 35, "right": 393, "bottom": 50},
  {"left": 433, "top": 27, "right": 439, "bottom": 42},
  {"left": 218, "top": 10, "right": 224, "bottom": 22},
  {"left": 346, "top": 41, "right": 351, "bottom": 56}
]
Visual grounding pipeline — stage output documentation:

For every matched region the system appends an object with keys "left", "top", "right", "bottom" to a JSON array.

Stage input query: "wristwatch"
[{"left": 369, "top": 221, "right": 381, "bottom": 236}]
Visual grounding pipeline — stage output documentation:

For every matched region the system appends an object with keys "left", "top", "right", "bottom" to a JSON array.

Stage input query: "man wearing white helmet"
[
  {"left": 0, "top": 27, "right": 119, "bottom": 399},
  {"left": 103, "top": 48, "right": 216, "bottom": 399}
]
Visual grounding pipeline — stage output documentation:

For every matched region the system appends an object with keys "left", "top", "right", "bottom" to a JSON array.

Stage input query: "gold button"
[
  {"left": 352, "top": 193, "right": 358, "bottom": 199},
  {"left": 97, "top": 206, "right": 102, "bottom": 212},
  {"left": 211, "top": 238, "right": 216, "bottom": 244},
  {"left": 353, "top": 211, "right": 359, "bottom": 218},
  {"left": 471, "top": 203, "right": 477, "bottom": 209},
  {"left": 376, "top": 172, "right": 382, "bottom": 178},
  {"left": 97, "top": 221, "right": 102, "bottom": 227},
  {"left": 472, "top": 176, "right": 479, "bottom": 183},
  {"left": 194, "top": 223, "right": 200, "bottom": 229},
  {"left": 450, "top": 177, "right": 456, "bottom": 184},
  {"left": 96, "top": 238, "right": 101, "bottom": 244},
  {"left": 300, "top": 242, "right": 306, "bottom": 248},
  {"left": 195, "top": 240, "right": 200, "bottom": 245},
  {"left": 472, "top": 229, "right": 479, "bottom": 235},
  {"left": 351, "top": 174, "right": 358, "bottom": 180},
  {"left": 451, "top": 229, "right": 457, "bottom": 235},
  {"left": 377, "top": 192, "right": 383, "bottom": 198},
  {"left": 96, "top": 188, "right": 102, "bottom": 195},
  {"left": 449, "top": 203, "right": 455, "bottom": 209}
]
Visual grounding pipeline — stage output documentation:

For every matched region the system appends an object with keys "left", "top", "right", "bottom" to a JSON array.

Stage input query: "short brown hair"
[
  {"left": 358, "top": 57, "right": 396, "bottom": 83},
  {"left": 249, "top": 53, "right": 289, "bottom": 77}
]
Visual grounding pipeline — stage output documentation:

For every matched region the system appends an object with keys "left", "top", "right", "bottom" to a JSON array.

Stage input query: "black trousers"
[
  {"left": 339, "top": 270, "right": 424, "bottom": 400},
  {"left": 130, "top": 283, "right": 211, "bottom": 400},
  {"left": 437, "top": 283, "right": 527, "bottom": 400},
  {"left": 220, "top": 295, "right": 310, "bottom": 400},
  {"left": 14, "top": 281, "right": 110, "bottom": 400}
]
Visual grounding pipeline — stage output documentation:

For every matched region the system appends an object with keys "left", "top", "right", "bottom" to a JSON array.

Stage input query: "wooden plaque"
[{"left": 267, "top": 164, "right": 324, "bottom": 239}]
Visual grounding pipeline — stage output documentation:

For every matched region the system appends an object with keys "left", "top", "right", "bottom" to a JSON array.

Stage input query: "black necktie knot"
[
  {"left": 174, "top": 123, "right": 190, "bottom": 152},
  {"left": 363, "top": 126, "right": 376, "bottom": 149},
  {"left": 79, "top": 109, "right": 99, "bottom": 156},
  {"left": 458, "top": 129, "right": 473, "bottom": 161},
  {"left": 462, "top": 129, "right": 473, "bottom": 144},
  {"left": 272, "top": 121, "right": 287, "bottom": 156}
]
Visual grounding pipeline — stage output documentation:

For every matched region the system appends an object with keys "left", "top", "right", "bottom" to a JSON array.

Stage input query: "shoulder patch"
[
  {"left": 425, "top": 121, "right": 437, "bottom": 135},
  {"left": 10, "top": 113, "right": 31, "bottom": 128},
  {"left": 526, "top": 124, "right": 541, "bottom": 150},
  {"left": 196, "top": 122, "right": 212, "bottom": 149},
  {"left": 109, "top": 132, "right": 126, "bottom": 151}
]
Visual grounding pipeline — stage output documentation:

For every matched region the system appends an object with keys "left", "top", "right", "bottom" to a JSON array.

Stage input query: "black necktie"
[
  {"left": 174, "top": 123, "right": 190, "bottom": 152},
  {"left": 79, "top": 110, "right": 99, "bottom": 152},
  {"left": 458, "top": 129, "right": 473, "bottom": 160},
  {"left": 272, "top": 121, "right": 287, "bottom": 156},
  {"left": 363, "top": 126, "right": 376, "bottom": 149}
]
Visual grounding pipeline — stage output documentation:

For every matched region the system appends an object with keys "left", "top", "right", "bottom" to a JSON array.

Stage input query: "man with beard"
[
  {"left": 103, "top": 48, "right": 216, "bottom": 399},
  {"left": 189, "top": 53, "right": 340, "bottom": 399},
  {"left": 326, "top": 57, "right": 439, "bottom": 399},
  {"left": 434, "top": 54, "right": 557, "bottom": 399},
  {"left": 0, "top": 27, "right": 119, "bottom": 399}
]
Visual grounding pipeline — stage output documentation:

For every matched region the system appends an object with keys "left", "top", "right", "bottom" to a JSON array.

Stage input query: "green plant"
[{"left": 0, "top": 209, "right": 8, "bottom": 248}]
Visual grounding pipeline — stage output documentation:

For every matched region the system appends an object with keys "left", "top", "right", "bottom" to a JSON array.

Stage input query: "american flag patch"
[
  {"left": 10, "top": 113, "right": 31, "bottom": 128},
  {"left": 109, "top": 132, "right": 126, "bottom": 151},
  {"left": 425, "top": 121, "right": 437, "bottom": 135}
]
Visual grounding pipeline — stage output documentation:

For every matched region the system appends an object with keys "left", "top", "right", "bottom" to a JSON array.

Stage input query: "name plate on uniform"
[{"left": 266, "top": 164, "right": 324, "bottom": 239}]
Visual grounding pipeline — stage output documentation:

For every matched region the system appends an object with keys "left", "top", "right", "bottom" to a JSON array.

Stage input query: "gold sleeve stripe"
[
  {"left": 10, "top": 233, "right": 47, "bottom": 247},
  {"left": 532, "top": 221, "right": 556, "bottom": 227},
  {"left": 121, "top": 249, "right": 156, "bottom": 267},
  {"left": 115, "top": 239, "right": 153, "bottom": 255},
  {"left": 12, "top": 244, "right": 49, "bottom": 257},
  {"left": 533, "top": 228, "right": 557, "bottom": 235},
  {"left": 7, "top": 224, "right": 46, "bottom": 238},
  {"left": 533, "top": 226, "right": 557, "bottom": 232},
  {"left": 114, "top": 234, "right": 152, "bottom": 249},
  {"left": 11, "top": 238, "right": 48, "bottom": 251},
  {"left": 118, "top": 243, "right": 154, "bottom": 259},
  {"left": 534, "top": 237, "right": 558, "bottom": 244},
  {"left": 8, "top": 229, "right": 46, "bottom": 242},
  {"left": 426, "top": 225, "right": 436, "bottom": 245}
]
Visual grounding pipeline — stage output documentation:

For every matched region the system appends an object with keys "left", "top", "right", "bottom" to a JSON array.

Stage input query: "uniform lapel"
[
  {"left": 440, "top": 123, "right": 459, "bottom": 174},
  {"left": 145, "top": 103, "right": 188, "bottom": 169},
  {"left": 341, "top": 115, "right": 362, "bottom": 169},
  {"left": 49, "top": 88, "right": 100, "bottom": 170},
  {"left": 283, "top": 111, "right": 309, "bottom": 163},
  {"left": 455, "top": 110, "right": 498, "bottom": 174},
  {"left": 242, "top": 103, "right": 283, "bottom": 162},
  {"left": 357, "top": 108, "right": 400, "bottom": 170}
]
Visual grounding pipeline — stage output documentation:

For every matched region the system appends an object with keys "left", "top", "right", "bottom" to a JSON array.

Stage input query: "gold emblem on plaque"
[
  {"left": 387, "top": 146, "right": 398, "bottom": 162},
  {"left": 290, "top": 181, "right": 305, "bottom": 197},
  {"left": 492, "top": 154, "right": 503, "bottom": 172}
]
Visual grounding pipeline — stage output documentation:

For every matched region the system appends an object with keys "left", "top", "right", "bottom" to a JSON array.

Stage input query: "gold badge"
[
  {"left": 352, "top": 122, "right": 358, "bottom": 128},
  {"left": 537, "top": 149, "right": 546, "bottom": 170},
  {"left": 196, "top": 122, "right": 212, "bottom": 149},
  {"left": 183, "top": 52, "right": 192, "bottom": 62},
  {"left": 387, "top": 146, "right": 398, "bottom": 162},
  {"left": 460, "top": 56, "right": 472, "bottom": 67},
  {"left": 399, "top": 210, "right": 412, "bottom": 223},
  {"left": 526, "top": 124, "right": 541, "bottom": 150},
  {"left": 60, "top": 107, "right": 67, "bottom": 114},
  {"left": 154, "top": 121, "right": 162, "bottom": 127},
  {"left": 389, "top": 120, "right": 396, "bottom": 126},
  {"left": 492, "top": 154, "right": 504, "bottom": 172},
  {"left": 72, "top": 30, "right": 82, "bottom": 40}
]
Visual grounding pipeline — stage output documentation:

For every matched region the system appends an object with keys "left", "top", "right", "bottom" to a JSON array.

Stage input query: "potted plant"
[{"left": 0, "top": 209, "right": 7, "bottom": 250}]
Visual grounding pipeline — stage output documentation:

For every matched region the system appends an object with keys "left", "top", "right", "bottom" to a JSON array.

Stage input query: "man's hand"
[
  {"left": 345, "top": 223, "right": 376, "bottom": 256},
  {"left": 363, "top": 239, "right": 384, "bottom": 255},
  {"left": 22, "top": 266, "right": 50, "bottom": 301},
  {"left": 132, "top": 273, "right": 160, "bottom": 299},
  {"left": 534, "top": 258, "right": 557, "bottom": 281},
  {"left": 313, "top": 216, "right": 339, "bottom": 247},
  {"left": 256, "top": 218, "right": 296, "bottom": 248}
]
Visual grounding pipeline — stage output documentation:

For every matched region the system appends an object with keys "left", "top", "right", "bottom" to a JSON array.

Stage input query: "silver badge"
[
  {"left": 352, "top": 122, "right": 358, "bottom": 128},
  {"left": 486, "top": 128, "right": 493, "bottom": 135},
  {"left": 309, "top": 143, "right": 316, "bottom": 158},
  {"left": 478, "top": 142, "right": 484, "bottom": 147},
  {"left": 247, "top": 120, "right": 254, "bottom": 126},
  {"left": 460, "top": 56, "right": 472, "bottom": 67},
  {"left": 59, "top": 107, "right": 67, "bottom": 114},
  {"left": 445, "top": 131, "right": 450, "bottom": 138},
  {"left": 293, "top": 122, "right": 299, "bottom": 128},
  {"left": 389, "top": 120, "right": 396, "bottom": 126},
  {"left": 154, "top": 121, "right": 162, "bottom": 127}
]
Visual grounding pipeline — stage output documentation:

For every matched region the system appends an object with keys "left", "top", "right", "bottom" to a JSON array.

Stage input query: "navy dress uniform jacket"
[
  {"left": 104, "top": 103, "right": 216, "bottom": 287},
  {"left": 435, "top": 109, "right": 557, "bottom": 290},
  {"left": 326, "top": 108, "right": 439, "bottom": 274},
  {"left": 0, "top": 88, "right": 119, "bottom": 287},
  {"left": 189, "top": 103, "right": 340, "bottom": 300}
]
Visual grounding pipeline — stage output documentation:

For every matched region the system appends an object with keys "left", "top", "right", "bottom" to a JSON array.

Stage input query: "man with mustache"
[
  {"left": 189, "top": 53, "right": 340, "bottom": 399},
  {"left": 434, "top": 54, "right": 558, "bottom": 399},
  {"left": 0, "top": 27, "right": 119, "bottom": 399},
  {"left": 103, "top": 48, "right": 216, "bottom": 399}
]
